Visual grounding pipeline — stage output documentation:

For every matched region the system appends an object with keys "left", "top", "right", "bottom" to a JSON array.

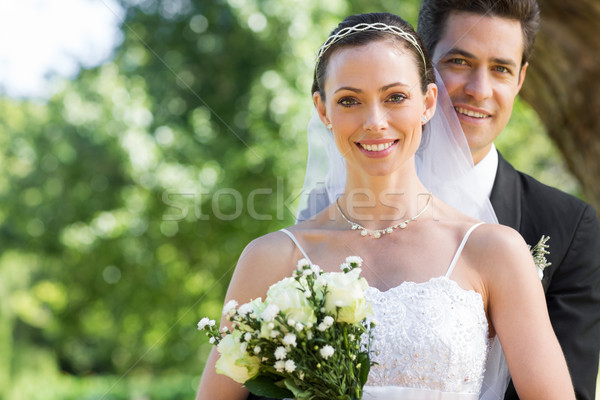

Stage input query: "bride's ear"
[
  {"left": 313, "top": 91, "right": 331, "bottom": 128},
  {"left": 422, "top": 83, "right": 438, "bottom": 123}
]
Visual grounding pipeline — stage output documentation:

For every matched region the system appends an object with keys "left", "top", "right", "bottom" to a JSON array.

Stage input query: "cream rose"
[
  {"left": 317, "top": 269, "right": 369, "bottom": 323},
  {"left": 265, "top": 277, "right": 316, "bottom": 325},
  {"left": 215, "top": 331, "right": 260, "bottom": 383}
]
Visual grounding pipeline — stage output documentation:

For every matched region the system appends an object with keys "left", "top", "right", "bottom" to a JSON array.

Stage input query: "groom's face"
[{"left": 432, "top": 12, "right": 528, "bottom": 164}]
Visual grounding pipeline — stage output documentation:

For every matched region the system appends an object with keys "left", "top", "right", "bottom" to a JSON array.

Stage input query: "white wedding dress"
[{"left": 280, "top": 222, "right": 490, "bottom": 400}]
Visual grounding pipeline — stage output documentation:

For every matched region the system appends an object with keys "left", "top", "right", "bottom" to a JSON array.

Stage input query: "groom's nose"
[{"left": 464, "top": 68, "right": 493, "bottom": 102}]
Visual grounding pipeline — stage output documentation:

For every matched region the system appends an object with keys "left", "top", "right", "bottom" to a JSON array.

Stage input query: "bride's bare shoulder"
[
  {"left": 226, "top": 229, "right": 301, "bottom": 300},
  {"left": 467, "top": 223, "right": 537, "bottom": 278},
  {"left": 237, "top": 229, "right": 299, "bottom": 273}
]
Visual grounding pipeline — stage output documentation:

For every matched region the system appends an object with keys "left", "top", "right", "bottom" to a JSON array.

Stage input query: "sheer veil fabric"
[{"left": 295, "top": 70, "right": 510, "bottom": 399}]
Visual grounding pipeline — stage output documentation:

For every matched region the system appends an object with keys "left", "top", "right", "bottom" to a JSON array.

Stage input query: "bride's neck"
[{"left": 339, "top": 168, "right": 430, "bottom": 229}]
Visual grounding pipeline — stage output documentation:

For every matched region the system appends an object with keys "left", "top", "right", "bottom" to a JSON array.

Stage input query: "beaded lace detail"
[{"left": 365, "top": 276, "right": 489, "bottom": 393}]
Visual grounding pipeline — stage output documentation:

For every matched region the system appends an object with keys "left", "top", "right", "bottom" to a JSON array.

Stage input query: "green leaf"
[
  {"left": 357, "top": 353, "right": 371, "bottom": 386},
  {"left": 284, "top": 379, "right": 311, "bottom": 399},
  {"left": 244, "top": 375, "right": 294, "bottom": 398}
]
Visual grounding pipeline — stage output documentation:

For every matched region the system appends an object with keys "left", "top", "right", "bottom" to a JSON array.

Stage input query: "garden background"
[{"left": 1, "top": 0, "right": 597, "bottom": 399}]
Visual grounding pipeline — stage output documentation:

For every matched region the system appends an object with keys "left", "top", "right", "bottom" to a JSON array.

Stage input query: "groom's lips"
[{"left": 454, "top": 105, "right": 492, "bottom": 124}]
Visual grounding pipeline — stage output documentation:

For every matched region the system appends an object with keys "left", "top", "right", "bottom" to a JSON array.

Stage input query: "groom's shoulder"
[{"left": 503, "top": 156, "right": 590, "bottom": 216}]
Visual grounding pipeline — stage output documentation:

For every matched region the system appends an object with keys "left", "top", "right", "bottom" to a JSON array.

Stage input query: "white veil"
[{"left": 295, "top": 69, "right": 510, "bottom": 399}]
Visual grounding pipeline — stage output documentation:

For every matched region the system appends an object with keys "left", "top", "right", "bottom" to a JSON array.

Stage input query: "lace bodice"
[{"left": 365, "top": 276, "right": 489, "bottom": 394}]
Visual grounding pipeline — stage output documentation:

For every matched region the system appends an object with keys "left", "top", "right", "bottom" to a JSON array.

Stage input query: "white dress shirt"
[{"left": 472, "top": 144, "right": 499, "bottom": 199}]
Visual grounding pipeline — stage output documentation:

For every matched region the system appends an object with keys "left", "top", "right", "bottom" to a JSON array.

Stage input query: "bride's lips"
[
  {"left": 454, "top": 105, "right": 492, "bottom": 125},
  {"left": 356, "top": 139, "right": 399, "bottom": 158}
]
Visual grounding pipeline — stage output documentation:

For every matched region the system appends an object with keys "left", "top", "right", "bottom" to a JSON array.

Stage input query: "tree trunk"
[{"left": 519, "top": 0, "right": 600, "bottom": 214}]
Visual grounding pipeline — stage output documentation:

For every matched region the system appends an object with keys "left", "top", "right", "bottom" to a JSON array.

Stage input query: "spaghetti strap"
[
  {"left": 280, "top": 229, "right": 313, "bottom": 265},
  {"left": 445, "top": 222, "right": 485, "bottom": 278}
]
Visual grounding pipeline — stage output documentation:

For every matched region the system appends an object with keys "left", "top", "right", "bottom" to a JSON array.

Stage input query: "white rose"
[
  {"left": 215, "top": 332, "right": 260, "bottom": 383},
  {"left": 265, "top": 277, "right": 316, "bottom": 325},
  {"left": 317, "top": 270, "right": 369, "bottom": 323}
]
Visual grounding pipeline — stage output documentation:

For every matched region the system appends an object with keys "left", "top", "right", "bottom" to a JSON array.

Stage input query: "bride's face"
[{"left": 314, "top": 40, "right": 437, "bottom": 177}]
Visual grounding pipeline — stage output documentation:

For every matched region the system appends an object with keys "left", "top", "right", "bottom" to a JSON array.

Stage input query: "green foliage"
[
  {"left": 496, "top": 97, "right": 581, "bottom": 197},
  {"left": 0, "top": 0, "right": 580, "bottom": 398}
]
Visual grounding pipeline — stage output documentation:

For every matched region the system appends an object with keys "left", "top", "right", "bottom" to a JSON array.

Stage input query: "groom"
[{"left": 417, "top": 0, "right": 600, "bottom": 399}]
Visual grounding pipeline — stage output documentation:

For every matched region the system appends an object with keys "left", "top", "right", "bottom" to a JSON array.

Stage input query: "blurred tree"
[{"left": 520, "top": 0, "right": 600, "bottom": 211}]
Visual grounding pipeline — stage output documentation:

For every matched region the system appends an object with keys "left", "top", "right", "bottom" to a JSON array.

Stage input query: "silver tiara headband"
[{"left": 316, "top": 22, "right": 427, "bottom": 71}]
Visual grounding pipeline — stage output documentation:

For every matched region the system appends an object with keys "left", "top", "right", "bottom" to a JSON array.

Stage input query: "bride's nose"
[{"left": 363, "top": 103, "right": 388, "bottom": 132}]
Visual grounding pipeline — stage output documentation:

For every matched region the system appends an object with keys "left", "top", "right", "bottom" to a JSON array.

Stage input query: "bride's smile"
[{"left": 357, "top": 139, "right": 398, "bottom": 156}]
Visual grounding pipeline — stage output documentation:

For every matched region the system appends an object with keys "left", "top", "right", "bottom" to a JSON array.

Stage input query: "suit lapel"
[{"left": 490, "top": 152, "right": 522, "bottom": 231}]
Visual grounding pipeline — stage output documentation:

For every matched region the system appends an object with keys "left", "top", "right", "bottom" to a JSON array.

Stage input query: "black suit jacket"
[{"left": 492, "top": 153, "right": 600, "bottom": 400}]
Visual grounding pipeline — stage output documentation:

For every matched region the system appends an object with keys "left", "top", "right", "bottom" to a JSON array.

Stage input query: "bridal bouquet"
[{"left": 198, "top": 256, "right": 375, "bottom": 400}]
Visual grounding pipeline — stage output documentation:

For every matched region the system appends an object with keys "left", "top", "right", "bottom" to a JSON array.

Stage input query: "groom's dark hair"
[{"left": 417, "top": 0, "right": 540, "bottom": 66}]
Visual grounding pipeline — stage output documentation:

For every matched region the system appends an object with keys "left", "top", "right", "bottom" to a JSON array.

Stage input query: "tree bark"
[{"left": 519, "top": 0, "right": 600, "bottom": 213}]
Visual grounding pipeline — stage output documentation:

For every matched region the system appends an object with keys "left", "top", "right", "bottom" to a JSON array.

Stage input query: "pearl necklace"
[{"left": 335, "top": 194, "right": 432, "bottom": 239}]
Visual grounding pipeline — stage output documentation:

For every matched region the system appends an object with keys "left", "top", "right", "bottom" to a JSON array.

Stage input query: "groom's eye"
[
  {"left": 449, "top": 58, "right": 468, "bottom": 65},
  {"left": 494, "top": 65, "right": 511, "bottom": 74}
]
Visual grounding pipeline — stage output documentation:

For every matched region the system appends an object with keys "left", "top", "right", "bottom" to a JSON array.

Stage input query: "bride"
[{"left": 196, "top": 12, "right": 574, "bottom": 400}]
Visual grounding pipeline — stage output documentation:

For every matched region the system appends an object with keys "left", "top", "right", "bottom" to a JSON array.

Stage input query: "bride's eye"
[
  {"left": 387, "top": 93, "right": 407, "bottom": 103},
  {"left": 338, "top": 97, "right": 359, "bottom": 107}
]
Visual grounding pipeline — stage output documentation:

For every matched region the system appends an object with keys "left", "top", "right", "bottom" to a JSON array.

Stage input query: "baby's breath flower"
[
  {"left": 222, "top": 300, "right": 238, "bottom": 316},
  {"left": 274, "top": 346, "right": 287, "bottom": 360},
  {"left": 318, "top": 315, "right": 335, "bottom": 331},
  {"left": 297, "top": 258, "right": 311, "bottom": 270},
  {"left": 240, "top": 342, "right": 248, "bottom": 352},
  {"left": 319, "top": 345, "right": 335, "bottom": 360},
  {"left": 284, "top": 359, "right": 296, "bottom": 373},
  {"left": 311, "top": 264, "right": 322, "bottom": 275},
  {"left": 304, "top": 290, "right": 312, "bottom": 298},
  {"left": 221, "top": 327, "right": 229, "bottom": 333},
  {"left": 345, "top": 256, "right": 363, "bottom": 267},
  {"left": 287, "top": 318, "right": 296, "bottom": 326},
  {"left": 244, "top": 332, "right": 252, "bottom": 341},
  {"left": 295, "top": 322, "right": 304, "bottom": 331},
  {"left": 237, "top": 303, "right": 253, "bottom": 317},
  {"left": 339, "top": 262, "right": 351, "bottom": 272},
  {"left": 282, "top": 333, "right": 297, "bottom": 347},
  {"left": 197, "top": 317, "right": 214, "bottom": 330},
  {"left": 268, "top": 322, "right": 275, "bottom": 330},
  {"left": 209, "top": 337, "right": 215, "bottom": 344},
  {"left": 302, "top": 268, "right": 313, "bottom": 276},
  {"left": 274, "top": 360, "right": 286, "bottom": 372},
  {"left": 270, "top": 330, "right": 281, "bottom": 338},
  {"left": 254, "top": 345, "right": 261, "bottom": 354}
]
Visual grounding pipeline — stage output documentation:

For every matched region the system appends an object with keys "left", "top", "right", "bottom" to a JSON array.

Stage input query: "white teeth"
[
  {"left": 455, "top": 107, "right": 489, "bottom": 119},
  {"left": 359, "top": 142, "right": 394, "bottom": 152}
]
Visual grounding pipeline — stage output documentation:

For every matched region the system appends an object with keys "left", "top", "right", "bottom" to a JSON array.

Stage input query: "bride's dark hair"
[{"left": 312, "top": 12, "right": 434, "bottom": 99}]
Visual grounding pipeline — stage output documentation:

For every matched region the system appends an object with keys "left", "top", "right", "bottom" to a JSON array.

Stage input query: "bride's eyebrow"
[
  {"left": 334, "top": 82, "right": 409, "bottom": 94},
  {"left": 380, "top": 82, "right": 409, "bottom": 91}
]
